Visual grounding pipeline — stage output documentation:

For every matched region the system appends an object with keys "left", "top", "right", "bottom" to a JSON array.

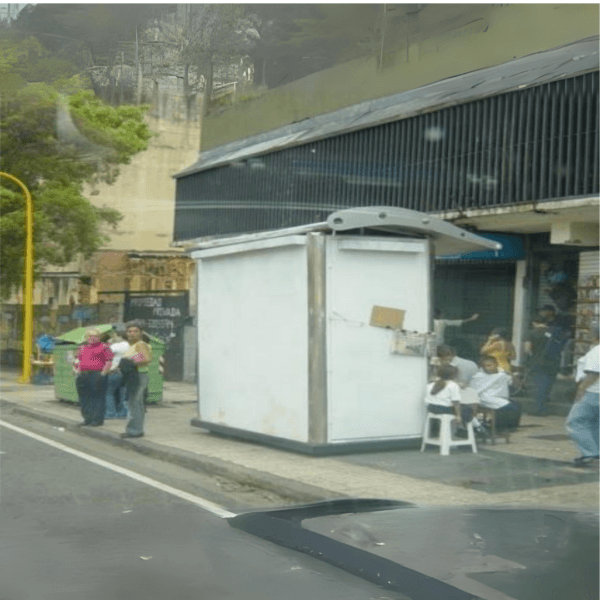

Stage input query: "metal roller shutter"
[{"left": 433, "top": 261, "right": 516, "bottom": 362}]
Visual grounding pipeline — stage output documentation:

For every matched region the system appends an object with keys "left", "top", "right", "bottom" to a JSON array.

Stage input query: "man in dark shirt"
[
  {"left": 540, "top": 304, "right": 575, "bottom": 336},
  {"left": 524, "top": 314, "right": 564, "bottom": 415}
]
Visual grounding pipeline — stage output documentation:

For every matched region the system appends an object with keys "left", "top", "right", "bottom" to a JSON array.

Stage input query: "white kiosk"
[{"left": 189, "top": 207, "right": 501, "bottom": 454}]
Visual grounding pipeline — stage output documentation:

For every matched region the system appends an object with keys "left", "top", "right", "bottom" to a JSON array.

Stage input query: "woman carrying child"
[{"left": 481, "top": 328, "right": 516, "bottom": 374}]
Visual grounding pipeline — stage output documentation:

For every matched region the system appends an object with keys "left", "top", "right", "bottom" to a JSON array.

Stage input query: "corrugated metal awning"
[{"left": 175, "top": 37, "right": 599, "bottom": 179}]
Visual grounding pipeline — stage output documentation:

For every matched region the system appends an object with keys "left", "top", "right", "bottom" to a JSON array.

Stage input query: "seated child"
[
  {"left": 425, "top": 365, "right": 485, "bottom": 436},
  {"left": 469, "top": 355, "right": 522, "bottom": 431},
  {"left": 425, "top": 364, "right": 462, "bottom": 419}
]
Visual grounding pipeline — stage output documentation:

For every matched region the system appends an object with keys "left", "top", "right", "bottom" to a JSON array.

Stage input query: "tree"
[
  {"left": 0, "top": 184, "right": 121, "bottom": 297},
  {"left": 149, "top": 5, "right": 258, "bottom": 120},
  {"left": 0, "top": 35, "right": 153, "bottom": 299},
  {"left": 13, "top": 4, "right": 164, "bottom": 103},
  {"left": 237, "top": 5, "right": 387, "bottom": 89}
]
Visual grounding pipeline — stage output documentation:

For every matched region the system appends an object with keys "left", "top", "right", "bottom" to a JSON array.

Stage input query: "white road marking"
[{"left": 0, "top": 419, "right": 236, "bottom": 519}]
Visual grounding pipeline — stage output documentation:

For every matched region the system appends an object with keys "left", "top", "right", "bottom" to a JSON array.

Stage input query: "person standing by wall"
[
  {"left": 73, "top": 328, "right": 114, "bottom": 427},
  {"left": 566, "top": 325, "right": 599, "bottom": 468},
  {"left": 433, "top": 310, "right": 479, "bottom": 346},
  {"left": 538, "top": 304, "right": 575, "bottom": 377},
  {"left": 524, "top": 315, "right": 562, "bottom": 416},
  {"left": 120, "top": 322, "right": 153, "bottom": 439}
]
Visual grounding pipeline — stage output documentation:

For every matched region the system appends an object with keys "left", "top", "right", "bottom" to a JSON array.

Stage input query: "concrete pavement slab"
[{"left": 1, "top": 370, "right": 597, "bottom": 509}]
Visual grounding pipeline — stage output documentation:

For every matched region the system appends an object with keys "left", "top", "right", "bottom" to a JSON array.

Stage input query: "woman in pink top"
[{"left": 73, "top": 328, "right": 114, "bottom": 426}]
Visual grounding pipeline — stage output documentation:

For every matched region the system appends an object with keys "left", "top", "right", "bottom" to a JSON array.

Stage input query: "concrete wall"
[
  {"left": 201, "top": 4, "right": 599, "bottom": 151},
  {"left": 84, "top": 95, "right": 201, "bottom": 253}
]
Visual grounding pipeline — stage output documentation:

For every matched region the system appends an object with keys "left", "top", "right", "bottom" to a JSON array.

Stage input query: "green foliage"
[
  {"left": 28, "top": 56, "right": 75, "bottom": 82},
  {"left": 68, "top": 90, "right": 153, "bottom": 164},
  {"left": 0, "top": 34, "right": 75, "bottom": 86},
  {"left": 0, "top": 35, "right": 153, "bottom": 299},
  {"left": 0, "top": 184, "right": 123, "bottom": 298}
]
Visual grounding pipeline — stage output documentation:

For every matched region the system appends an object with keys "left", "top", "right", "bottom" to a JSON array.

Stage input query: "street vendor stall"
[
  {"left": 189, "top": 207, "right": 501, "bottom": 454},
  {"left": 53, "top": 324, "right": 166, "bottom": 404}
]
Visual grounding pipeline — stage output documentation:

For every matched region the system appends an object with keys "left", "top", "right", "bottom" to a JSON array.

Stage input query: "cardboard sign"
[{"left": 370, "top": 305, "right": 405, "bottom": 330}]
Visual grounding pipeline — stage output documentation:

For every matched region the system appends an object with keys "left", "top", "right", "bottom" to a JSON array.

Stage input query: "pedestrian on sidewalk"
[
  {"left": 433, "top": 309, "right": 479, "bottom": 346},
  {"left": 73, "top": 328, "right": 114, "bottom": 427},
  {"left": 566, "top": 325, "right": 599, "bottom": 468},
  {"left": 120, "top": 322, "right": 153, "bottom": 439},
  {"left": 104, "top": 330, "right": 130, "bottom": 420}
]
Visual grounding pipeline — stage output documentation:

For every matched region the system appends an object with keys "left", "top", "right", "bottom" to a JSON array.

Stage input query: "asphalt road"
[{"left": 0, "top": 423, "right": 404, "bottom": 600}]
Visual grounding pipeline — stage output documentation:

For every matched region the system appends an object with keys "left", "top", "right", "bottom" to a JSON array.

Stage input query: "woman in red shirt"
[{"left": 73, "top": 328, "right": 114, "bottom": 426}]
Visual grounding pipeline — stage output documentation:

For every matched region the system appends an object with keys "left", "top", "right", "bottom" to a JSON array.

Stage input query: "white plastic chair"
[{"left": 420, "top": 413, "right": 478, "bottom": 456}]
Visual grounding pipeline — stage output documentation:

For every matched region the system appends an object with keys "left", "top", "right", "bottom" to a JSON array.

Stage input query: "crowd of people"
[
  {"left": 67, "top": 308, "right": 598, "bottom": 469},
  {"left": 72, "top": 321, "right": 153, "bottom": 439},
  {"left": 428, "top": 306, "right": 599, "bottom": 468}
]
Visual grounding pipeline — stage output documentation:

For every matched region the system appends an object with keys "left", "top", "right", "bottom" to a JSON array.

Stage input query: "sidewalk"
[{"left": 1, "top": 369, "right": 597, "bottom": 509}]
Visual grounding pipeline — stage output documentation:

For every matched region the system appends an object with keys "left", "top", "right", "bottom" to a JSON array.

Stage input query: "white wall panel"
[
  {"left": 198, "top": 243, "right": 309, "bottom": 442},
  {"left": 326, "top": 236, "right": 429, "bottom": 442}
]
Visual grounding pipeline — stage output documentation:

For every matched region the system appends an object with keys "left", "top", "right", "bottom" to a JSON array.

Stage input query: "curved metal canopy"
[
  {"left": 185, "top": 206, "right": 502, "bottom": 257},
  {"left": 327, "top": 207, "right": 502, "bottom": 256}
]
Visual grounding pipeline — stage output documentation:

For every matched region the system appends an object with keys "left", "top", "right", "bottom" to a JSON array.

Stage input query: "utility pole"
[
  {"left": 0, "top": 172, "right": 34, "bottom": 384},
  {"left": 120, "top": 50, "right": 124, "bottom": 104},
  {"left": 379, "top": 4, "right": 387, "bottom": 71},
  {"left": 136, "top": 24, "right": 143, "bottom": 105}
]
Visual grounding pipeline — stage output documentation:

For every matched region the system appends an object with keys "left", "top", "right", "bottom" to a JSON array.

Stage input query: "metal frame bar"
[{"left": 306, "top": 233, "right": 328, "bottom": 445}]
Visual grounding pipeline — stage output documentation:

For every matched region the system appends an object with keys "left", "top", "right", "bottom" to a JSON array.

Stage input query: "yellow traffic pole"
[{"left": 0, "top": 172, "right": 34, "bottom": 384}]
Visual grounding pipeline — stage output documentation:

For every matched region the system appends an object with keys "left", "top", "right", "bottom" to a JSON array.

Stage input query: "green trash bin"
[{"left": 53, "top": 324, "right": 166, "bottom": 404}]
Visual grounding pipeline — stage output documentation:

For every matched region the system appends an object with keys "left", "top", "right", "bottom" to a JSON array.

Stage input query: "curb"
[{"left": 0, "top": 399, "right": 342, "bottom": 505}]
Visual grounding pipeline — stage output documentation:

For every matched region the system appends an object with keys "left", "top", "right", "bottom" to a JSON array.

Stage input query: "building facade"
[{"left": 173, "top": 7, "right": 599, "bottom": 375}]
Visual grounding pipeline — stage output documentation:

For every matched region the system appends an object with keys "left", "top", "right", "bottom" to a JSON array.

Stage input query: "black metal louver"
[{"left": 174, "top": 72, "right": 599, "bottom": 241}]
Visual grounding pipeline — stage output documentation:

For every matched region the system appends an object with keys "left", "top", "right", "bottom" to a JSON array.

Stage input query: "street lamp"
[{"left": 0, "top": 172, "right": 34, "bottom": 383}]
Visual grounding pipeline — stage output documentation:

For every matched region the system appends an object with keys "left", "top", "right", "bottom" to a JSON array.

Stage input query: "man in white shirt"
[
  {"left": 433, "top": 310, "right": 479, "bottom": 346},
  {"left": 469, "top": 355, "right": 521, "bottom": 431},
  {"left": 566, "top": 325, "right": 599, "bottom": 468},
  {"left": 436, "top": 345, "right": 479, "bottom": 388}
]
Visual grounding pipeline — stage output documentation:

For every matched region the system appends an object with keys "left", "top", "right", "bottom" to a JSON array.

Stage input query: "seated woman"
[{"left": 469, "top": 355, "right": 522, "bottom": 431}]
